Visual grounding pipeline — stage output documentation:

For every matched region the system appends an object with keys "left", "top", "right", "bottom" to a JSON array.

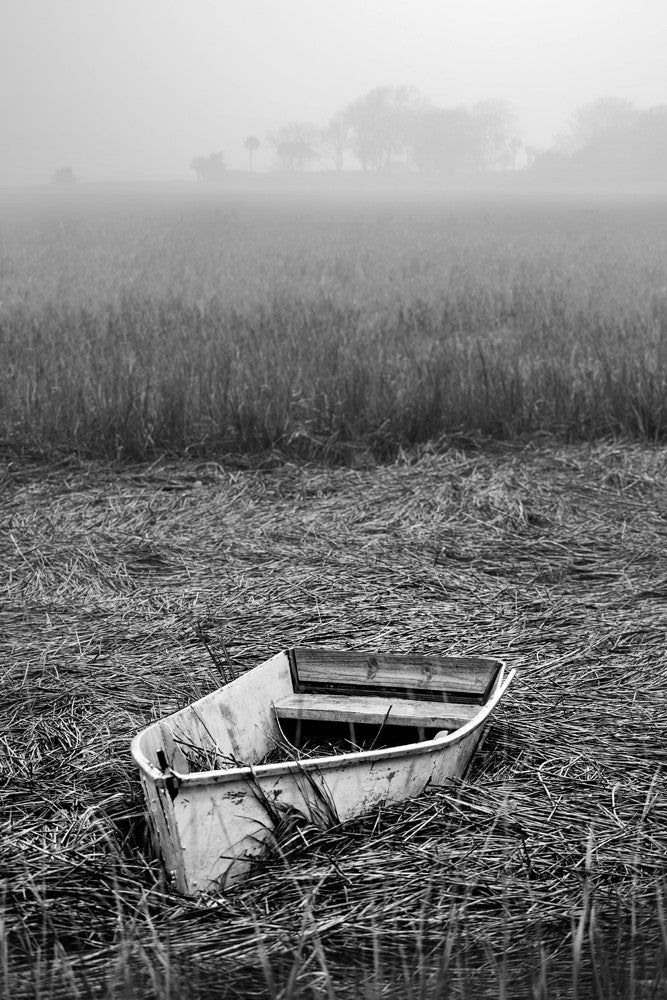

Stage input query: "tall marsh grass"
[{"left": 2, "top": 187, "right": 667, "bottom": 459}]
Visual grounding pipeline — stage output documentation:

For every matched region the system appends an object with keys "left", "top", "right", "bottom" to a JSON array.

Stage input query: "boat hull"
[{"left": 132, "top": 651, "right": 513, "bottom": 895}]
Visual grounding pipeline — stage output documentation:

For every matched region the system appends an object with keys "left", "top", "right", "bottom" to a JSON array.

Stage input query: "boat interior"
[
  {"left": 273, "top": 648, "right": 501, "bottom": 756},
  {"left": 134, "top": 648, "right": 503, "bottom": 775}
]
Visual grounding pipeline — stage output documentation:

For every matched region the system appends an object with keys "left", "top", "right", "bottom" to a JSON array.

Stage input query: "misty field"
[
  {"left": 2, "top": 187, "right": 667, "bottom": 999},
  {"left": 2, "top": 185, "right": 667, "bottom": 460}
]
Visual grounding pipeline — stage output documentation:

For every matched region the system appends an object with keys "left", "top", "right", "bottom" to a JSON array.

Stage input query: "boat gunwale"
[{"left": 131, "top": 664, "right": 514, "bottom": 788}]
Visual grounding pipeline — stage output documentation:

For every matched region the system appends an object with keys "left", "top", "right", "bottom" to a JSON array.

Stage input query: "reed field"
[
  {"left": 2, "top": 188, "right": 667, "bottom": 998},
  {"left": 1, "top": 185, "right": 667, "bottom": 460},
  {"left": 2, "top": 442, "right": 667, "bottom": 998}
]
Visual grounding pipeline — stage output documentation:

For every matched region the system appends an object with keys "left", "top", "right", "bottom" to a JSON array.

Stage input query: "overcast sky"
[{"left": 2, "top": 0, "right": 666, "bottom": 185}]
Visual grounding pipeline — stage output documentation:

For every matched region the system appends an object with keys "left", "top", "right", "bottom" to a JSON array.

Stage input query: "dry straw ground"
[{"left": 2, "top": 439, "right": 667, "bottom": 998}]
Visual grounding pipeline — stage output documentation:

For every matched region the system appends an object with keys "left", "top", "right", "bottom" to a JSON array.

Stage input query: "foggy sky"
[{"left": 2, "top": 0, "right": 666, "bottom": 186}]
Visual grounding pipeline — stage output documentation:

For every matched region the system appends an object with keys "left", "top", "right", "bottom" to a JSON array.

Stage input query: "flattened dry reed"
[{"left": 2, "top": 441, "right": 667, "bottom": 998}]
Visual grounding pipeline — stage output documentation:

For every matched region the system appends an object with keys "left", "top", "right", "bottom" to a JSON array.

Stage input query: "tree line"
[
  {"left": 265, "top": 88, "right": 520, "bottom": 174},
  {"left": 531, "top": 97, "right": 667, "bottom": 183},
  {"left": 191, "top": 86, "right": 519, "bottom": 180},
  {"left": 186, "top": 88, "right": 667, "bottom": 184}
]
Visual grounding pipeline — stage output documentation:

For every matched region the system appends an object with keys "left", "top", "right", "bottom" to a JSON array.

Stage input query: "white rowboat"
[{"left": 131, "top": 647, "right": 515, "bottom": 895}]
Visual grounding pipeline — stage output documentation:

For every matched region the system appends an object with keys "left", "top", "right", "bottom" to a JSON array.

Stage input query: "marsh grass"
[
  {"left": 2, "top": 189, "right": 667, "bottom": 460},
  {"left": 2, "top": 442, "right": 667, "bottom": 997}
]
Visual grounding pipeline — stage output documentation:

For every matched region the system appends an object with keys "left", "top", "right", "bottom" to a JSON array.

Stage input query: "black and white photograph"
[{"left": 2, "top": 2, "right": 667, "bottom": 997}]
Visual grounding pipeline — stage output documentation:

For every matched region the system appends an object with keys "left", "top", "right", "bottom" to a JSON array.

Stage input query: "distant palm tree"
[{"left": 244, "top": 135, "right": 260, "bottom": 171}]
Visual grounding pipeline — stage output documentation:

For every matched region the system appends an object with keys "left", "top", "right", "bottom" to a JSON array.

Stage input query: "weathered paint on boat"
[{"left": 132, "top": 649, "right": 514, "bottom": 895}]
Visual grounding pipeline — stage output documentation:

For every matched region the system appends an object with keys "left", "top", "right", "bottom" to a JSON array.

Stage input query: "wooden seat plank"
[
  {"left": 274, "top": 693, "right": 478, "bottom": 730},
  {"left": 291, "top": 648, "right": 500, "bottom": 702}
]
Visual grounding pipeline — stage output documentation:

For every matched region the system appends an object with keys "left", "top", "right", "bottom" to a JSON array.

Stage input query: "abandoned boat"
[{"left": 131, "top": 646, "right": 515, "bottom": 895}]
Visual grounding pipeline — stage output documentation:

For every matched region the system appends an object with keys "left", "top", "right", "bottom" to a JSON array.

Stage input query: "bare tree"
[
  {"left": 318, "top": 114, "right": 351, "bottom": 172},
  {"left": 243, "top": 135, "right": 260, "bottom": 171},
  {"left": 340, "top": 86, "right": 426, "bottom": 171}
]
